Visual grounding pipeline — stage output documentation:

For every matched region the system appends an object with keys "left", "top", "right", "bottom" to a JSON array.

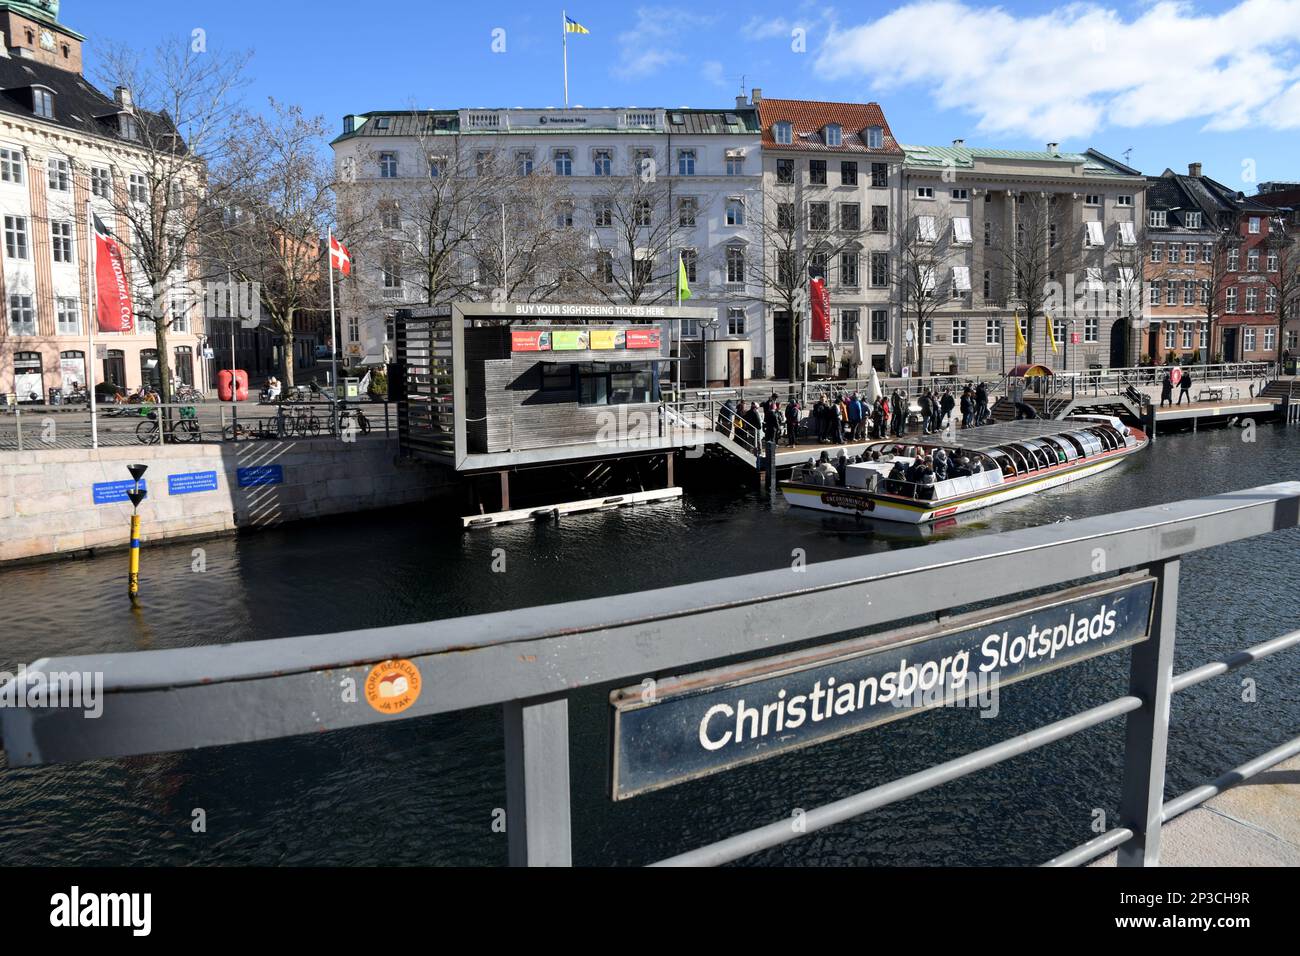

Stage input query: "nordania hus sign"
[{"left": 609, "top": 575, "right": 1156, "bottom": 800}]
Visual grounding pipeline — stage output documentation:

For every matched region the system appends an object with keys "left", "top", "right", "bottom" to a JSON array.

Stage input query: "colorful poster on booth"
[
  {"left": 625, "top": 329, "right": 661, "bottom": 349},
  {"left": 511, "top": 330, "right": 550, "bottom": 352},
  {"left": 810, "top": 277, "right": 831, "bottom": 342},
  {"left": 552, "top": 330, "right": 590, "bottom": 350},
  {"left": 590, "top": 330, "right": 624, "bottom": 350}
]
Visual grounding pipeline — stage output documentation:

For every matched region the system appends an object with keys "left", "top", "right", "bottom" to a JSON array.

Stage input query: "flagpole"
[
  {"left": 674, "top": 248, "right": 680, "bottom": 394},
  {"left": 328, "top": 226, "right": 339, "bottom": 428},
  {"left": 562, "top": 10, "right": 569, "bottom": 109},
  {"left": 86, "top": 200, "right": 98, "bottom": 449}
]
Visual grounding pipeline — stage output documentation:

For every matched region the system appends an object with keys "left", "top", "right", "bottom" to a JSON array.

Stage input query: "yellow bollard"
[{"left": 128, "top": 513, "right": 141, "bottom": 600}]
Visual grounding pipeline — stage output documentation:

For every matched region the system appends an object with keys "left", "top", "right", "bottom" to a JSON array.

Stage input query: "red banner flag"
[
  {"left": 330, "top": 234, "right": 351, "bottom": 276},
  {"left": 93, "top": 216, "right": 133, "bottom": 334},
  {"left": 810, "top": 276, "right": 831, "bottom": 342}
]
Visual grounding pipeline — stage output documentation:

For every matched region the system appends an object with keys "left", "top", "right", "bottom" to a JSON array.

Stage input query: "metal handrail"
[{"left": 2, "top": 482, "right": 1298, "bottom": 867}]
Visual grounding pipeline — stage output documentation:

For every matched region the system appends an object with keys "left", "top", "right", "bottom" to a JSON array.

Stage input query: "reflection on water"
[{"left": 1, "top": 423, "right": 1298, "bottom": 865}]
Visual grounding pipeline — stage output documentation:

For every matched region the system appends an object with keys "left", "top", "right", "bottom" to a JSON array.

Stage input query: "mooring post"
[
  {"left": 665, "top": 450, "right": 674, "bottom": 488},
  {"left": 766, "top": 440, "right": 777, "bottom": 503},
  {"left": 499, "top": 469, "right": 510, "bottom": 511},
  {"left": 1117, "top": 558, "right": 1180, "bottom": 866},
  {"left": 503, "top": 695, "right": 572, "bottom": 866}
]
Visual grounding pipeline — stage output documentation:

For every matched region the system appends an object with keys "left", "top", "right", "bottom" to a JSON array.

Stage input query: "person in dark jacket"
[
  {"left": 918, "top": 391, "right": 933, "bottom": 434},
  {"left": 975, "top": 381, "right": 990, "bottom": 425},
  {"left": 785, "top": 399, "right": 800, "bottom": 447},
  {"left": 940, "top": 389, "right": 955, "bottom": 429},
  {"left": 743, "top": 401, "right": 763, "bottom": 451},
  {"left": 1160, "top": 368, "right": 1174, "bottom": 407},
  {"left": 960, "top": 387, "right": 974, "bottom": 429},
  {"left": 1178, "top": 369, "right": 1193, "bottom": 405},
  {"left": 764, "top": 402, "right": 781, "bottom": 446}
]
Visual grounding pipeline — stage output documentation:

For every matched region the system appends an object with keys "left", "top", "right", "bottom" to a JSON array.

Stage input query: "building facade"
[
  {"left": 330, "top": 103, "right": 764, "bottom": 379},
  {"left": 897, "top": 142, "right": 1147, "bottom": 376},
  {"left": 755, "top": 94, "right": 903, "bottom": 378},
  {"left": 0, "top": 0, "right": 206, "bottom": 403}
]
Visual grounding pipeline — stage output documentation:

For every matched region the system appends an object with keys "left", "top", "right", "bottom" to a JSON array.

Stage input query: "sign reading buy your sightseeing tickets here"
[{"left": 609, "top": 575, "right": 1156, "bottom": 800}]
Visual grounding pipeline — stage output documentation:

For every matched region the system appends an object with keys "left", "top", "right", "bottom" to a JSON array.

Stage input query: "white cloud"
[
  {"left": 743, "top": 16, "right": 796, "bottom": 40},
  {"left": 614, "top": 7, "right": 718, "bottom": 79},
  {"left": 701, "top": 60, "right": 728, "bottom": 86},
  {"left": 816, "top": 0, "right": 1300, "bottom": 139}
]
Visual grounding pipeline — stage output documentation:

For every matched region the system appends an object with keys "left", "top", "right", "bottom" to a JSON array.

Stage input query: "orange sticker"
[{"left": 364, "top": 659, "right": 422, "bottom": 715}]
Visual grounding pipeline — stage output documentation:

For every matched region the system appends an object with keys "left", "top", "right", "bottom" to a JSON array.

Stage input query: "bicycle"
[
  {"left": 336, "top": 405, "right": 370, "bottom": 437},
  {"left": 136, "top": 405, "right": 201, "bottom": 444},
  {"left": 290, "top": 406, "right": 321, "bottom": 437},
  {"left": 175, "top": 384, "right": 205, "bottom": 403}
]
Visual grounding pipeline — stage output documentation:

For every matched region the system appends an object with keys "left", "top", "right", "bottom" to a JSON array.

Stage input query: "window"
[
  {"left": 1245, "top": 288, "right": 1258, "bottom": 312},
  {"left": 592, "top": 149, "right": 612, "bottom": 176},
  {"left": 51, "top": 220, "right": 73, "bottom": 263},
  {"left": 1118, "top": 222, "right": 1136, "bottom": 246},
  {"left": 475, "top": 151, "right": 492, "bottom": 176},
  {"left": 915, "top": 186, "right": 934, "bottom": 199},
  {"left": 984, "top": 221, "right": 992, "bottom": 247},
  {"left": 554, "top": 149, "right": 572, "bottom": 176},
  {"left": 1183, "top": 280, "right": 1196, "bottom": 306},
  {"left": 634, "top": 198, "right": 652, "bottom": 226},
  {"left": 839, "top": 203, "right": 860, "bottom": 231},
  {"left": 1200, "top": 279, "right": 1210, "bottom": 305},
  {"left": 428, "top": 157, "right": 444, "bottom": 178},
  {"left": 920, "top": 266, "right": 936, "bottom": 298},
  {"left": 578, "top": 362, "right": 656, "bottom": 407},
  {"left": 865, "top": 126, "right": 884, "bottom": 149},
  {"left": 726, "top": 197, "right": 745, "bottom": 226},
  {"left": 1116, "top": 195, "right": 1133, "bottom": 207},
  {"left": 382, "top": 246, "right": 402, "bottom": 289},
  {"left": 870, "top": 252, "right": 889, "bottom": 287},
  {"left": 840, "top": 161, "right": 857, "bottom": 185},
  {"left": 1085, "top": 316, "right": 1098, "bottom": 342},
  {"left": 515, "top": 151, "right": 533, "bottom": 176},
  {"left": 923, "top": 318, "right": 933, "bottom": 344},
  {"left": 1228, "top": 249, "right": 1239, "bottom": 271},
  {"left": 1165, "top": 282, "right": 1176, "bottom": 305},
  {"left": 119, "top": 114, "right": 138, "bottom": 140},
  {"left": 595, "top": 252, "right": 614, "bottom": 284},
  {"left": 379, "top": 200, "right": 400, "bottom": 230},
  {"left": 555, "top": 202, "right": 573, "bottom": 228},
  {"left": 680, "top": 249, "right": 697, "bottom": 283},
  {"left": 871, "top": 163, "right": 888, "bottom": 188},
  {"left": 1267, "top": 288, "right": 1278, "bottom": 313},
  {"left": 32, "top": 88, "right": 53, "bottom": 119},
  {"left": 46, "top": 156, "right": 69, "bottom": 191},
  {"left": 951, "top": 318, "right": 967, "bottom": 344},
  {"left": 378, "top": 152, "right": 397, "bottom": 178},
  {"left": 1182, "top": 323, "right": 1194, "bottom": 349},
  {"left": 871, "top": 205, "right": 888, "bottom": 232},
  {"left": 0, "top": 148, "right": 23, "bottom": 184},
  {"left": 808, "top": 202, "right": 830, "bottom": 231},
  {"left": 838, "top": 309, "right": 856, "bottom": 341},
  {"left": 1085, "top": 221, "right": 1105, "bottom": 247},
  {"left": 951, "top": 265, "right": 972, "bottom": 297},
  {"left": 776, "top": 250, "right": 796, "bottom": 287},
  {"left": 1202, "top": 243, "right": 1213, "bottom": 263},
  {"left": 677, "top": 196, "right": 697, "bottom": 227},
  {"left": 1149, "top": 242, "right": 1164, "bottom": 263},
  {"left": 677, "top": 149, "right": 696, "bottom": 176},
  {"left": 725, "top": 152, "right": 744, "bottom": 176},
  {"left": 1264, "top": 327, "right": 1276, "bottom": 352},
  {"left": 8, "top": 294, "right": 34, "bottom": 334},
  {"left": 776, "top": 203, "right": 796, "bottom": 231},
  {"left": 56, "top": 297, "right": 80, "bottom": 334},
  {"left": 917, "top": 215, "right": 937, "bottom": 242},
  {"left": 1049, "top": 223, "right": 1058, "bottom": 248},
  {"left": 1267, "top": 250, "right": 1279, "bottom": 272},
  {"left": 983, "top": 269, "right": 992, "bottom": 300},
  {"left": 726, "top": 245, "right": 745, "bottom": 284},
  {"left": 776, "top": 158, "right": 794, "bottom": 184},
  {"left": 1248, "top": 217, "right": 1261, "bottom": 234},
  {"left": 809, "top": 160, "right": 826, "bottom": 185},
  {"left": 1184, "top": 243, "right": 1196, "bottom": 262},
  {"left": 773, "top": 121, "right": 792, "bottom": 145},
  {"left": 1226, "top": 288, "right": 1238, "bottom": 312},
  {"left": 840, "top": 251, "right": 859, "bottom": 287},
  {"left": 348, "top": 317, "right": 359, "bottom": 343},
  {"left": 1165, "top": 325, "right": 1177, "bottom": 349},
  {"left": 727, "top": 307, "right": 746, "bottom": 335},
  {"left": 809, "top": 252, "right": 828, "bottom": 281},
  {"left": 870, "top": 310, "right": 888, "bottom": 342},
  {"left": 952, "top": 217, "right": 972, "bottom": 244},
  {"left": 986, "top": 319, "right": 1001, "bottom": 345},
  {"left": 171, "top": 297, "right": 189, "bottom": 333},
  {"left": 1247, "top": 250, "right": 1260, "bottom": 272},
  {"left": 1148, "top": 210, "right": 1167, "bottom": 228},
  {"left": 822, "top": 124, "right": 842, "bottom": 148},
  {"left": 594, "top": 198, "right": 613, "bottom": 228},
  {"left": 1243, "top": 326, "right": 1256, "bottom": 350},
  {"left": 1085, "top": 194, "right": 1101, "bottom": 206},
  {"left": 1169, "top": 244, "right": 1181, "bottom": 264},
  {"left": 1185, "top": 212, "right": 1202, "bottom": 228},
  {"left": 4, "top": 215, "right": 28, "bottom": 259}
]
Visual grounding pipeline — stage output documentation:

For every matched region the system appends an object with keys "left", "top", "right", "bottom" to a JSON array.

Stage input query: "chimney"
[
  {"left": 750, "top": 87, "right": 762, "bottom": 105},
  {"left": 736, "top": 95, "right": 747, "bottom": 109},
  {"left": 952, "top": 138, "right": 964, "bottom": 147},
  {"left": 114, "top": 86, "right": 132, "bottom": 109},
  {"left": 1189, "top": 162, "right": 1202, "bottom": 178},
  {"left": 1046, "top": 142, "right": 1059, "bottom": 155}
]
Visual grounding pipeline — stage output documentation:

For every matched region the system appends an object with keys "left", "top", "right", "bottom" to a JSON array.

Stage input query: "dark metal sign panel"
[
  {"left": 610, "top": 575, "right": 1156, "bottom": 800},
  {"left": 237, "top": 465, "right": 284, "bottom": 488}
]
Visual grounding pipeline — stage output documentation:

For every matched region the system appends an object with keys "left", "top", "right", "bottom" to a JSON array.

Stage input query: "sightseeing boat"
[{"left": 780, "top": 416, "right": 1149, "bottom": 525}]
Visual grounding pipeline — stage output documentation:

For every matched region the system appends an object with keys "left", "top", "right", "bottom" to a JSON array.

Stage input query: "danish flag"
[{"left": 329, "top": 234, "right": 351, "bottom": 276}]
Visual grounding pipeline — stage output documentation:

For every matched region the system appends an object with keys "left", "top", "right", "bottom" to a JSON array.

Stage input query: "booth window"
[
  {"left": 577, "top": 363, "right": 656, "bottom": 406},
  {"left": 539, "top": 363, "right": 574, "bottom": 392}
]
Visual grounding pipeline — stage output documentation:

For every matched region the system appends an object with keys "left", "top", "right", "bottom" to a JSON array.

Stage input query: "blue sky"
[{"left": 64, "top": 0, "right": 1300, "bottom": 187}]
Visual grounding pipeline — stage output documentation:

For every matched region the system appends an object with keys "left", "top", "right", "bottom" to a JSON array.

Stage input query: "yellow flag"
[
  {"left": 1014, "top": 313, "right": 1026, "bottom": 355},
  {"left": 677, "top": 252, "right": 691, "bottom": 302},
  {"left": 1045, "top": 312, "right": 1059, "bottom": 354}
]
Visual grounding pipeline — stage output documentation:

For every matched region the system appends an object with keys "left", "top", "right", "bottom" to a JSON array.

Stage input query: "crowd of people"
[{"left": 799, "top": 443, "right": 986, "bottom": 498}]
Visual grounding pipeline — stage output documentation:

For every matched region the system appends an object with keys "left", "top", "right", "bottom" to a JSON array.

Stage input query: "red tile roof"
[{"left": 756, "top": 98, "right": 903, "bottom": 155}]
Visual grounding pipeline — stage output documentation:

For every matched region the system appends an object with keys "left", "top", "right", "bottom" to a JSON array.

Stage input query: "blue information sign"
[
  {"left": 237, "top": 465, "right": 284, "bottom": 488},
  {"left": 92, "top": 479, "right": 147, "bottom": 505},
  {"left": 168, "top": 471, "right": 219, "bottom": 496},
  {"left": 610, "top": 576, "right": 1156, "bottom": 800}
]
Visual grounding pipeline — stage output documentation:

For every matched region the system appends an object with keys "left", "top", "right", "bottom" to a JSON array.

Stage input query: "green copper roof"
[
  {"left": 902, "top": 143, "right": 1139, "bottom": 178},
  {"left": 0, "top": 1, "right": 86, "bottom": 41}
]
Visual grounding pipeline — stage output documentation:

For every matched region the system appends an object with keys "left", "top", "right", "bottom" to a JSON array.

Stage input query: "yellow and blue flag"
[{"left": 564, "top": 16, "right": 589, "bottom": 34}]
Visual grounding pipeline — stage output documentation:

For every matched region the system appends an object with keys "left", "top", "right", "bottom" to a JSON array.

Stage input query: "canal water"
[{"left": 2, "top": 423, "right": 1298, "bottom": 865}]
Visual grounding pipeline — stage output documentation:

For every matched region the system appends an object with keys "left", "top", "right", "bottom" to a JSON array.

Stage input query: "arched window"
[
  {"left": 14, "top": 351, "right": 43, "bottom": 403},
  {"left": 59, "top": 350, "right": 86, "bottom": 389}
]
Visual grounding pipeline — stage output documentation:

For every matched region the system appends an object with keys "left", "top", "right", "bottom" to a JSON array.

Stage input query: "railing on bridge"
[{"left": 2, "top": 483, "right": 1297, "bottom": 866}]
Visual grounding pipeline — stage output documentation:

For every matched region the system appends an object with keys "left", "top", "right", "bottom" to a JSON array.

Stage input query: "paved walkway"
[{"left": 1091, "top": 753, "right": 1300, "bottom": 866}]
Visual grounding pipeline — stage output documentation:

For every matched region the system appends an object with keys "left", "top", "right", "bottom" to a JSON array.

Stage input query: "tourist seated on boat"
[
  {"left": 932, "top": 448, "right": 949, "bottom": 480},
  {"left": 815, "top": 451, "right": 839, "bottom": 483}
]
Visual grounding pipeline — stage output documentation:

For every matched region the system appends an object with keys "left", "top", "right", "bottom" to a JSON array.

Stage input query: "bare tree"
[
  {"left": 1193, "top": 229, "right": 1239, "bottom": 363},
  {"left": 214, "top": 99, "right": 335, "bottom": 387},
  {"left": 897, "top": 200, "right": 959, "bottom": 375},
  {"left": 94, "top": 38, "right": 250, "bottom": 402},
  {"left": 1265, "top": 218, "right": 1300, "bottom": 364}
]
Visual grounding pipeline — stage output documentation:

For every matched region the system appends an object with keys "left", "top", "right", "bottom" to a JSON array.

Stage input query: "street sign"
[
  {"left": 1071, "top": 333, "right": 1081, "bottom": 344},
  {"left": 609, "top": 575, "right": 1156, "bottom": 800}
]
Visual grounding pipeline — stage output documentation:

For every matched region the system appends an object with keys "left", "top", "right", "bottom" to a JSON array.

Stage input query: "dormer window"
[
  {"left": 773, "top": 121, "right": 792, "bottom": 145},
  {"left": 32, "top": 88, "right": 54, "bottom": 120},
  {"left": 824, "top": 124, "right": 842, "bottom": 148},
  {"left": 864, "top": 126, "right": 884, "bottom": 149},
  {"left": 119, "top": 113, "right": 138, "bottom": 140}
]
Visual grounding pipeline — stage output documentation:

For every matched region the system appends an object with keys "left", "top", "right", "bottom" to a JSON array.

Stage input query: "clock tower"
[{"left": 0, "top": 1, "right": 85, "bottom": 74}]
